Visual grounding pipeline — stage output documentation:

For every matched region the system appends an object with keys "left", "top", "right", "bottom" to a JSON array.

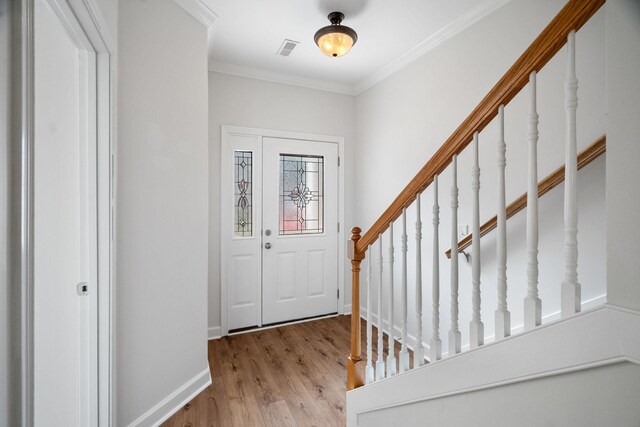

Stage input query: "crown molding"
[
  {"left": 172, "top": 0, "right": 218, "bottom": 59},
  {"left": 353, "top": 0, "right": 512, "bottom": 94},
  {"left": 172, "top": 0, "right": 217, "bottom": 27},
  {"left": 209, "top": 61, "right": 357, "bottom": 96}
]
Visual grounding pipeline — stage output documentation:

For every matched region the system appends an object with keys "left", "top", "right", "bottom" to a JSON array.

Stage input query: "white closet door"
[{"left": 33, "top": 0, "right": 98, "bottom": 424}]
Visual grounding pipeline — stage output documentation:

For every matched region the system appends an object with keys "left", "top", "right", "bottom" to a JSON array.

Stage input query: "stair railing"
[
  {"left": 347, "top": 0, "right": 606, "bottom": 390},
  {"left": 445, "top": 136, "right": 605, "bottom": 258}
]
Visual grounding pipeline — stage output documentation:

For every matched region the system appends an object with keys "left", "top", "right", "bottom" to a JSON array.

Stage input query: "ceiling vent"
[{"left": 277, "top": 39, "right": 300, "bottom": 57}]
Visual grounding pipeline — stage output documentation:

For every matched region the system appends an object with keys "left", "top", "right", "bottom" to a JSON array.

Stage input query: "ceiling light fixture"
[{"left": 314, "top": 12, "right": 358, "bottom": 58}]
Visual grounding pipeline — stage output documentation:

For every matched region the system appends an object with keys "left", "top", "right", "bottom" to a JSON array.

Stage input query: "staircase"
[{"left": 345, "top": 0, "right": 640, "bottom": 425}]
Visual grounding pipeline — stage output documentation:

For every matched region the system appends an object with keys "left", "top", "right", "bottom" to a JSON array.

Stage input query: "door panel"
[
  {"left": 226, "top": 134, "right": 262, "bottom": 330},
  {"left": 262, "top": 138, "right": 338, "bottom": 325},
  {"left": 33, "top": 0, "right": 97, "bottom": 424}
]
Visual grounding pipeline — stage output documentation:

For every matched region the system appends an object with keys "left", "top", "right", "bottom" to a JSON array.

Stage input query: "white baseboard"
[
  {"left": 359, "top": 293, "right": 607, "bottom": 361},
  {"left": 208, "top": 326, "right": 222, "bottom": 340},
  {"left": 128, "top": 366, "right": 212, "bottom": 427},
  {"left": 343, "top": 303, "right": 352, "bottom": 315},
  {"left": 360, "top": 306, "right": 431, "bottom": 363}
]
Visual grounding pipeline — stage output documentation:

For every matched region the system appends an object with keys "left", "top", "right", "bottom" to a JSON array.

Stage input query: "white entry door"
[
  {"left": 33, "top": 0, "right": 98, "bottom": 424},
  {"left": 224, "top": 131, "right": 339, "bottom": 331},
  {"left": 262, "top": 138, "right": 338, "bottom": 325}
]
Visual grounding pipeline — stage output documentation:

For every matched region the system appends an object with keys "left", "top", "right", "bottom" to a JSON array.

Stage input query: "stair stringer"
[{"left": 347, "top": 304, "right": 640, "bottom": 426}]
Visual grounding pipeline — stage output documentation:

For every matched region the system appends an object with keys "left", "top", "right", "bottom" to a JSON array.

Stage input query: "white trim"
[
  {"left": 358, "top": 293, "right": 608, "bottom": 360},
  {"left": 171, "top": 0, "right": 218, "bottom": 59},
  {"left": 354, "top": 0, "right": 511, "bottom": 94},
  {"left": 25, "top": 0, "right": 116, "bottom": 424},
  {"left": 220, "top": 125, "right": 346, "bottom": 336},
  {"left": 127, "top": 367, "right": 212, "bottom": 427},
  {"left": 208, "top": 326, "right": 222, "bottom": 340},
  {"left": 343, "top": 304, "right": 352, "bottom": 315},
  {"left": 19, "top": 2, "right": 36, "bottom": 425},
  {"left": 360, "top": 306, "right": 431, "bottom": 364},
  {"left": 171, "top": 0, "right": 216, "bottom": 27},
  {"left": 209, "top": 61, "right": 357, "bottom": 96},
  {"left": 347, "top": 305, "right": 640, "bottom": 426}
]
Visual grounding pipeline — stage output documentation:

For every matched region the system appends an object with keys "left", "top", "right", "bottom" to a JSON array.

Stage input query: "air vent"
[{"left": 277, "top": 39, "right": 300, "bottom": 57}]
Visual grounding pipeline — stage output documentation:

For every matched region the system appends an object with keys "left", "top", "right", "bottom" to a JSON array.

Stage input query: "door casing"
[
  {"left": 15, "top": 0, "right": 114, "bottom": 424},
  {"left": 220, "top": 125, "right": 346, "bottom": 337}
]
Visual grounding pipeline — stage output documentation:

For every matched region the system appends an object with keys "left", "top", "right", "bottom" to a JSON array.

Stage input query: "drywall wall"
[
  {"left": 208, "top": 72, "right": 356, "bottom": 335},
  {"left": 355, "top": 0, "right": 606, "bottom": 355},
  {"left": 358, "top": 362, "right": 640, "bottom": 427},
  {"left": 116, "top": 0, "right": 210, "bottom": 424},
  {"left": 606, "top": 0, "right": 640, "bottom": 311}
]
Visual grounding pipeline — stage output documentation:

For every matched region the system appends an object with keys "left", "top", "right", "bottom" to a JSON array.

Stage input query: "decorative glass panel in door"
[{"left": 279, "top": 154, "right": 324, "bottom": 235}]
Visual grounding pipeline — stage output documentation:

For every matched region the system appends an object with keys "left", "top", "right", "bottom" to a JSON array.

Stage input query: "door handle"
[{"left": 264, "top": 242, "right": 272, "bottom": 249}]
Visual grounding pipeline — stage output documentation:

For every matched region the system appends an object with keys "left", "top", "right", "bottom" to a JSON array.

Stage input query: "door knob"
[{"left": 265, "top": 242, "right": 272, "bottom": 249}]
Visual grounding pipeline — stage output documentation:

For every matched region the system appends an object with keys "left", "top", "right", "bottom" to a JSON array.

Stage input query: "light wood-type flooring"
[{"left": 162, "top": 315, "right": 414, "bottom": 427}]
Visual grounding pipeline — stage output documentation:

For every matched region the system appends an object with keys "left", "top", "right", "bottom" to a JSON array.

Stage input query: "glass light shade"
[
  {"left": 314, "top": 12, "right": 358, "bottom": 58},
  {"left": 317, "top": 32, "right": 355, "bottom": 57}
]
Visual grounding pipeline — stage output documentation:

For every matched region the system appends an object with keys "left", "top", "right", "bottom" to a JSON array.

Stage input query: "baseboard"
[
  {"left": 343, "top": 303, "right": 352, "bottom": 315},
  {"left": 359, "top": 305, "right": 431, "bottom": 362},
  {"left": 208, "top": 326, "right": 222, "bottom": 340},
  {"left": 127, "top": 366, "right": 212, "bottom": 427},
  {"left": 359, "top": 293, "right": 607, "bottom": 361}
]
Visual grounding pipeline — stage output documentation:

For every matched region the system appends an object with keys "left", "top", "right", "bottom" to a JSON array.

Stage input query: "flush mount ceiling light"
[{"left": 314, "top": 12, "right": 358, "bottom": 58}]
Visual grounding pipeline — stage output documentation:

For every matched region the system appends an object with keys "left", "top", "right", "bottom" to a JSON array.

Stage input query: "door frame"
[
  {"left": 14, "top": 0, "right": 115, "bottom": 424},
  {"left": 220, "top": 125, "right": 346, "bottom": 336}
]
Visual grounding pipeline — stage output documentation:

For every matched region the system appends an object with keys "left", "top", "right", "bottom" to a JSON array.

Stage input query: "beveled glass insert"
[
  {"left": 234, "top": 151, "right": 252, "bottom": 237},
  {"left": 280, "top": 154, "right": 324, "bottom": 235}
]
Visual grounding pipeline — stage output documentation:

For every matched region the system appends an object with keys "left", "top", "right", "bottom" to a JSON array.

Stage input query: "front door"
[
  {"left": 262, "top": 138, "right": 338, "bottom": 325},
  {"left": 224, "top": 132, "right": 339, "bottom": 331}
]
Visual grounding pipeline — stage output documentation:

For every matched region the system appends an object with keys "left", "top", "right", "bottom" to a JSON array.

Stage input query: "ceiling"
[{"left": 206, "top": 0, "right": 509, "bottom": 94}]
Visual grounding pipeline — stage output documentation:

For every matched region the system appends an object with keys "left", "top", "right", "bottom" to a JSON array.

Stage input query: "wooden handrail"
[
  {"left": 445, "top": 135, "right": 606, "bottom": 258},
  {"left": 354, "top": 0, "right": 605, "bottom": 257}
]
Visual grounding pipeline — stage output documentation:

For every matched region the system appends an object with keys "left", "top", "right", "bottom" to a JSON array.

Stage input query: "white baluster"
[
  {"left": 524, "top": 71, "right": 542, "bottom": 330},
  {"left": 386, "top": 222, "right": 397, "bottom": 376},
  {"left": 376, "top": 236, "right": 385, "bottom": 380},
  {"left": 495, "top": 105, "right": 511, "bottom": 339},
  {"left": 430, "top": 175, "right": 442, "bottom": 361},
  {"left": 365, "top": 247, "right": 374, "bottom": 384},
  {"left": 562, "top": 30, "right": 581, "bottom": 318},
  {"left": 415, "top": 193, "right": 425, "bottom": 366},
  {"left": 449, "top": 155, "right": 461, "bottom": 355},
  {"left": 399, "top": 209, "right": 410, "bottom": 372},
  {"left": 470, "top": 132, "right": 484, "bottom": 349}
]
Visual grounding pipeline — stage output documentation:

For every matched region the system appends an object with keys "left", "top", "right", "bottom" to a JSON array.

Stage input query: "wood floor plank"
[{"left": 162, "top": 315, "right": 406, "bottom": 427}]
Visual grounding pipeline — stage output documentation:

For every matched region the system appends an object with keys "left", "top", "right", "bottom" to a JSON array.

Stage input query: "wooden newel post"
[{"left": 347, "top": 227, "right": 365, "bottom": 390}]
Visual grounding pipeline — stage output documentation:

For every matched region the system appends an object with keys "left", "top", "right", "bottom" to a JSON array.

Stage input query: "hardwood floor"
[{"left": 162, "top": 315, "right": 411, "bottom": 427}]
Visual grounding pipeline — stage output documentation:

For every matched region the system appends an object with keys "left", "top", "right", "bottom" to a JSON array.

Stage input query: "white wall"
[
  {"left": 355, "top": 0, "right": 606, "bottom": 355},
  {"left": 208, "top": 72, "right": 356, "bottom": 335},
  {"left": 606, "top": 0, "right": 640, "bottom": 312},
  {"left": 116, "top": 0, "right": 210, "bottom": 424}
]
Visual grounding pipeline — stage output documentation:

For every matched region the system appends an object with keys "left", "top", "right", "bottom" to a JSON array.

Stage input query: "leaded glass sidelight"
[
  {"left": 234, "top": 151, "right": 253, "bottom": 237},
  {"left": 279, "top": 154, "right": 324, "bottom": 235}
]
